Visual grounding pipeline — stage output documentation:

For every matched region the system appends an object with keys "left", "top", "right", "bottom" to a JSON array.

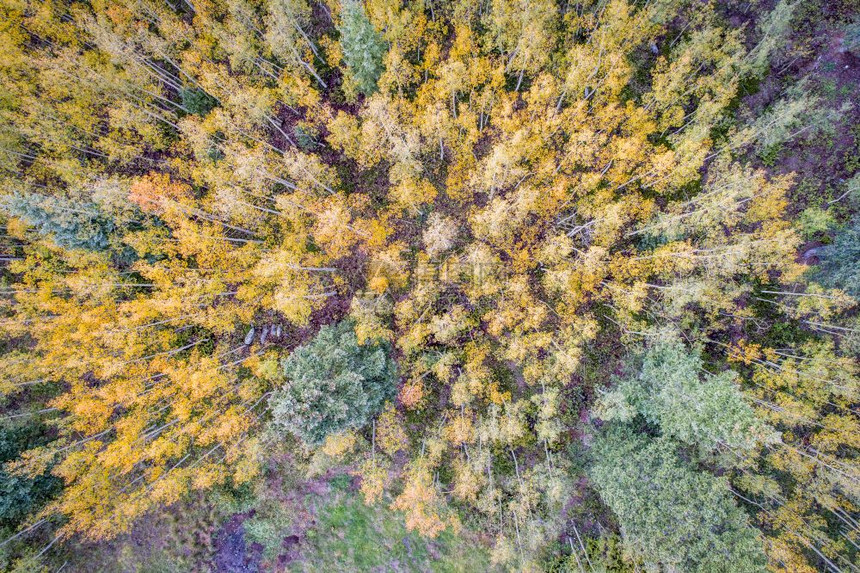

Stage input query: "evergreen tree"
[
  {"left": 338, "top": 0, "right": 386, "bottom": 96},
  {"left": 269, "top": 320, "right": 397, "bottom": 446},
  {"left": 0, "top": 192, "right": 114, "bottom": 251},
  {"left": 180, "top": 88, "right": 218, "bottom": 116},
  {"left": 0, "top": 419, "right": 61, "bottom": 528},
  {"left": 596, "top": 337, "right": 771, "bottom": 451},
  {"left": 589, "top": 425, "right": 767, "bottom": 573},
  {"left": 816, "top": 217, "right": 860, "bottom": 296}
]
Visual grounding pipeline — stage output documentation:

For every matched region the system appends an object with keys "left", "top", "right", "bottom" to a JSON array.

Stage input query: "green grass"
[{"left": 289, "top": 492, "right": 493, "bottom": 573}]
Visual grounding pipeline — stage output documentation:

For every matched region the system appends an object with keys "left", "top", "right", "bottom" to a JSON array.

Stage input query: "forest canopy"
[{"left": 0, "top": 0, "right": 858, "bottom": 571}]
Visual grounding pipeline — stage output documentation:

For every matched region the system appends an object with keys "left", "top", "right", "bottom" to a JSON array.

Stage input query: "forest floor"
[
  {"left": 743, "top": 3, "right": 860, "bottom": 220},
  {"left": 59, "top": 464, "right": 490, "bottom": 573}
]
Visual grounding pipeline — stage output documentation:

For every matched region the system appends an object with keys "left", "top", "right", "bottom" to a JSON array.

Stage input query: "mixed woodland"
[{"left": 0, "top": 0, "right": 859, "bottom": 571}]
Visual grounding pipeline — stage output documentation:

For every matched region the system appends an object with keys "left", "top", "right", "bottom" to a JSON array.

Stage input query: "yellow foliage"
[
  {"left": 356, "top": 458, "right": 389, "bottom": 505},
  {"left": 322, "top": 431, "right": 358, "bottom": 458},
  {"left": 376, "top": 404, "right": 408, "bottom": 456},
  {"left": 398, "top": 377, "right": 425, "bottom": 410},
  {"left": 391, "top": 460, "right": 447, "bottom": 538}
]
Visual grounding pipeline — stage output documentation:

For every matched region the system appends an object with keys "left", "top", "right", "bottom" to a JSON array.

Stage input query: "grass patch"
[{"left": 289, "top": 491, "right": 493, "bottom": 573}]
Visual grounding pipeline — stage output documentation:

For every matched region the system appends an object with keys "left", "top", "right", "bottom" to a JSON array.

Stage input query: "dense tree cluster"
[{"left": 0, "top": 0, "right": 857, "bottom": 571}]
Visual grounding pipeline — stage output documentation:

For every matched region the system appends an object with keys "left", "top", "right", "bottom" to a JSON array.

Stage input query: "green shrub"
[
  {"left": 294, "top": 124, "right": 318, "bottom": 150},
  {"left": 797, "top": 206, "right": 835, "bottom": 239},
  {"left": 180, "top": 88, "right": 218, "bottom": 116},
  {"left": 243, "top": 502, "right": 293, "bottom": 560},
  {"left": 846, "top": 22, "right": 860, "bottom": 54}
]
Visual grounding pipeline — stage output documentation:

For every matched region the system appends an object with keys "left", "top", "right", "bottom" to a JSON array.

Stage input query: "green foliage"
[
  {"left": 180, "top": 88, "right": 218, "bottom": 116},
  {"left": 542, "top": 534, "right": 636, "bottom": 572},
  {"left": 584, "top": 534, "right": 635, "bottom": 572},
  {"left": 0, "top": 472, "right": 59, "bottom": 528},
  {"left": 797, "top": 206, "right": 835, "bottom": 239},
  {"left": 328, "top": 473, "right": 352, "bottom": 491},
  {"left": 596, "top": 337, "right": 770, "bottom": 452},
  {"left": 758, "top": 143, "right": 782, "bottom": 167},
  {"left": 269, "top": 320, "right": 397, "bottom": 446},
  {"left": 589, "top": 425, "right": 767, "bottom": 573},
  {"left": 338, "top": 0, "right": 386, "bottom": 96},
  {"left": 294, "top": 124, "right": 318, "bottom": 150},
  {"left": 744, "top": 81, "right": 838, "bottom": 155},
  {"left": 846, "top": 22, "right": 860, "bottom": 54},
  {"left": 0, "top": 420, "right": 61, "bottom": 527},
  {"left": 4, "top": 554, "right": 48, "bottom": 573},
  {"left": 817, "top": 217, "right": 860, "bottom": 295},
  {"left": 243, "top": 501, "right": 293, "bottom": 560},
  {"left": 845, "top": 173, "right": 860, "bottom": 209},
  {"left": 0, "top": 193, "right": 115, "bottom": 251},
  {"left": 591, "top": 339, "right": 771, "bottom": 571}
]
